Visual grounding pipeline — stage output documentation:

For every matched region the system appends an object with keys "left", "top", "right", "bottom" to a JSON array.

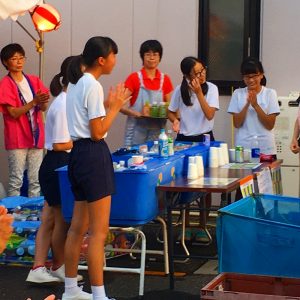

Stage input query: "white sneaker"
[
  {"left": 50, "top": 264, "right": 83, "bottom": 282},
  {"left": 62, "top": 286, "right": 92, "bottom": 300},
  {"left": 26, "top": 266, "right": 60, "bottom": 283}
]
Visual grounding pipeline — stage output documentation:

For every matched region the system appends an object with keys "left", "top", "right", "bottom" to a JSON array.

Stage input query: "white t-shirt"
[
  {"left": 44, "top": 91, "right": 70, "bottom": 151},
  {"left": 17, "top": 76, "right": 34, "bottom": 131},
  {"left": 168, "top": 81, "right": 219, "bottom": 135},
  {"left": 66, "top": 73, "right": 106, "bottom": 140},
  {"left": 227, "top": 86, "right": 280, "bottom": 154}
]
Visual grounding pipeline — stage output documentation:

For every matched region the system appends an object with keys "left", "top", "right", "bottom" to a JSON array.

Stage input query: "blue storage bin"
[
  {"left": 0, "top": 196, "right": 44, "bottom": 209},
  {"left": 217, "top": 194, "right": 300, "bottom": 278},
  {"left": 57, "top": 154, "right": 184, "bottom": 225}
]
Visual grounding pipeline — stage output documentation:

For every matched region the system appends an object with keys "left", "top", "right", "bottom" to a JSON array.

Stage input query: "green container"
[{"left": 150, "top": 102, "right": 159, "bottom": 117}]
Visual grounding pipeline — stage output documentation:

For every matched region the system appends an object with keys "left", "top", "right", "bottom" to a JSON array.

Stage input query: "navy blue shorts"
[
  {"left": 39, "top": 150, "right": 70, "bottom": 207},
  {"left": 176, "top": 130, "right": 215, "bottom": 143},
  {"left": 68, "top": 139, "right": 115, "bottom": 202}
]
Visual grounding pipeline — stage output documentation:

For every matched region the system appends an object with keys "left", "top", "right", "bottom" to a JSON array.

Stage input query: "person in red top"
[
  {"left": 0, "top": 43, "right": 49, "bottom": 197},
  {"left": 122, "top": 40, "right": 173, "bottom": 146}
]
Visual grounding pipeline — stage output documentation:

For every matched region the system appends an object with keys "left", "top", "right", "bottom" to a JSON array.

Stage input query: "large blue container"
[
  {"left": 217, "top": 194, "right": 300, "bottom": 278},
  {"left": 57, "top": 154, "right": 184, "bottom": 225}
]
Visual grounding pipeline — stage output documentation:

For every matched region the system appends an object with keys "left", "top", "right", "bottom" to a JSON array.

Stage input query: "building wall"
[{"left": 0, "top": 0, "right": 299, "bottom": 191}]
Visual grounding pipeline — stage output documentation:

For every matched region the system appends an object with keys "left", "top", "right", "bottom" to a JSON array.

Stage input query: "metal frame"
[{"left": 78, "top": 216, "right": 169, "bottom": 298}]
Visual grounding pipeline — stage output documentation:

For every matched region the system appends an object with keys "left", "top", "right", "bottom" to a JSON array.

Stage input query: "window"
[{"left": 198, "top": 0, "right": 261, "bottom": 95}]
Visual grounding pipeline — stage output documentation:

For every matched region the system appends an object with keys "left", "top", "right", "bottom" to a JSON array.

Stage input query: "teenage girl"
[
  {"left": 228, "top": 57, "right": 280, "bottom": 155},
  {"left": 168, "top": 56, "right": 219, "bottom": 243},
  {"left": 62, "top": 37, "right": 129, "bottom": 300},
  {"left": 26, "top": 56, "right": 83, "bottom": 284}
]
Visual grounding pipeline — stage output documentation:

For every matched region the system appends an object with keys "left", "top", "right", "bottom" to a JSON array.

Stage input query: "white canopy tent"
[
  {"left": 0, "top": 0, "right": 46, "bottom": 79},
  {"left": 0, "top": 0, "right": 42, "bottom": 21}
]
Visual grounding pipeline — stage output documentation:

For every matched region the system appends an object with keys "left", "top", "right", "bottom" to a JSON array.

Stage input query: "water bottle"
[
  {"left": 251, "top": 135, "right": 260, "bottom": 163},
  {"left": 167, "top": 130, "right": 174, "bottom": 156},
  {"left": 158, "top": 129, "right": 168, "bottom": 158},
  {"left": 150, "top": 140, "right": 159, "bottom": 155}
]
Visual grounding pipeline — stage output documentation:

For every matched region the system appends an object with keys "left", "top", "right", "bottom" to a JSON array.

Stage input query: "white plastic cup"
[
  {"left": 209, "top": 147, "right": 219, "bottom": 168},
  {"left": 243, "top": 148, "right": 251, "bottom": 162},
  {"left": 218, "top": 147, "right": 225, "bottom": 166},
  {"left": 195, "top": 155, "right": 204, "bottom": 177},
  {"left": 229, "top": 148, "right": 235, "bottom": 163},
  {"left": 187, "top": 163, "right": 198, "bottom": 180},
  {"left": 220, "top": 143, "right": 229, "bottom": 164},
  {"left": 188, "top": 156, "right": 196, "bottom": 164}
]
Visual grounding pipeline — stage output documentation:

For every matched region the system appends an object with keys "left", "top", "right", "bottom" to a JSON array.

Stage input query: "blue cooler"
[
  {"left": 217, "top": 194, "right": 300, "bottom": 278},
  {"left": 57, "top": 154, "right": 184, "bottom": 225}
]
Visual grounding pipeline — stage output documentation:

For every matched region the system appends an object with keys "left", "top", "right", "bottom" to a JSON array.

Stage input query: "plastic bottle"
[
  {"left": 150, "top": 140, "right": 159, "bottom": 155},
  {"left": 150, "top": 102, "right": 159, "bottom": 117},
  {"left": 167, "top": 130, "right": 174, "bottom": 156},
  {"left": 251, "top": 135, "right": 260, "bottom": 163},
  {"left": 158, "top": 129, "right": 168, "bottom": 158},
  {"left": 158, "top": 102, "right": 167, "bottom": 118},
  {"left": 142, "top": 101, "right": 150, "bottom": 116}
]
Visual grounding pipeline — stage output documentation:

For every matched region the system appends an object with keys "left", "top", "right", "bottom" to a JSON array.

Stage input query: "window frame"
[{"left": 198, "top": 0, "right": 261, "bottom": 95}]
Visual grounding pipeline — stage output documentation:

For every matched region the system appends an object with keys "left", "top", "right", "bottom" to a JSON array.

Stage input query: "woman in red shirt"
[{"left": 122, "top": 40, "right": 173, "bottom": 146}]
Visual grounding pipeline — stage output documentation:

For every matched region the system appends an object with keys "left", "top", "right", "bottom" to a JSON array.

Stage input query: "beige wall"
[
  {"left": 0, "top": 0, "right": 199, "bottom": 190},
  {"left": 0, "top": 0, "right": 300, "bottom": 191}
]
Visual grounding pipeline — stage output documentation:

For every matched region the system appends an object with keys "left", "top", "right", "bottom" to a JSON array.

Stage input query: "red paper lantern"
[{"left": 31, "top": 3, "right": 61, "bottom": 32}]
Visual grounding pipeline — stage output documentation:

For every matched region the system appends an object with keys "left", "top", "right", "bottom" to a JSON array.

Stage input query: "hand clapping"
[
  {"left": 107, "top": 83, "right": 131, "bottom": 112},
  {"left": 247, "top": 90, "right": 258, "bottom": 108}
]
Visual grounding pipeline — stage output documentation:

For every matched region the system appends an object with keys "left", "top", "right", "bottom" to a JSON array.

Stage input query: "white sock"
[
  {"left": 91, "top": 285, "right": 106, "bottom": 299},
  {"left": 65, "top": 277, "right": 79, "bottom": 296}
]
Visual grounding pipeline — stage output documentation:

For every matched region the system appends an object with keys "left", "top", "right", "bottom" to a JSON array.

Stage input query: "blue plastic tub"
[
  {"left": 217, "top": 194, "right": 300, "bottom": 278},
  {"left": 57, "top": 154, "right": 184, "bottom": 225}
]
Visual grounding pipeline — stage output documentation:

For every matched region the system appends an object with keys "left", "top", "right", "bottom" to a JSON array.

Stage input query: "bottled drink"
[
  {"left": 167, "top": 130, "right": 174, "bottom": 156},
  {"left": 150, "top": 102, "right": 159, "bottom": 117},
  {"left": 251, "top": 135, "right": 260, "bottom": 163},
  {"left": 158, "top": 129, "right": 168, "bottom": 158},
  {"left": 142, "top": 101, "right": 150, "bottom": 116},
  {"left": 235, "top": 146, "right": 244, "bottom": 163},
  {"left": 158, "top": 102, "right": 167, "bottom": 118},
  {"left": 150, "top": 140, "right": 159, "bottom": 155}
]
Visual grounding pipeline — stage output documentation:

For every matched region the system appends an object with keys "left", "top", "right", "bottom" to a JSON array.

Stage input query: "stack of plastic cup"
[
  {"left": 229, "top": 148, "right": 235, "bottom": 163},
  {"left": 243, "top": 148, "right": 251, "bottom": 162},
  {"left": 195, "top": 155, "right": 204, "bottom": 177},
  {"left": 187, "top": 162, "right": 198, "bottom": 180},
  {"left": 188, "top": 156, "right": 196, "bottom": 164},
  {"left": 220, "top": 143, "right": 229, "bottom": 164},
  {"left": 218, "top": 147, "right": 225, "bottom": 166},
  {"left": 209, "top": 147, "right": 219, "bottom": 168}
]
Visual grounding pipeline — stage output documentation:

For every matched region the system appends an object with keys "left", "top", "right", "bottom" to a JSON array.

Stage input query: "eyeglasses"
[
  {"left": 191, "top": 67, "right": 207, "bottom": 78},
  {"left": 243, "top": 73, "right": 261, "bottom": 81},
  {"left": 144, "top": 52, "right": 160, "bottom": 58},
  {"left": 9, "top": 56, "right": 26, "bottom": 63}
]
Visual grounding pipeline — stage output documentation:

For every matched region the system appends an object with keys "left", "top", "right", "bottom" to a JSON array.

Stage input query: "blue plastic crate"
[
  {"left": 57, "top": 154, "right": 184, "bottom": 225},
  {"left": 217, "top": 194, "right": 300, "bottom": 278}
]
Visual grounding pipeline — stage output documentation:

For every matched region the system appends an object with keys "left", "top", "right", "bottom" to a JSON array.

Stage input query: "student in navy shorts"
[
  {"left": 26, "top": 56, "right": 84, "bottom": 284},
  {"left": 62, "top": 37, "right": 129, "bottom": 300}
]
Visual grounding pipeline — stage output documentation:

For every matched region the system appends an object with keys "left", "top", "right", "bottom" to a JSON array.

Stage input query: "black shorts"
[
  {"left": 176, "top": 130, "right": 215, "bottom": 143},
  {"left": 68, "top": 138, "right": 115, "bottom": 202},
  {"left": 39, "top": 150, "right": 70, "bottom": 207}
]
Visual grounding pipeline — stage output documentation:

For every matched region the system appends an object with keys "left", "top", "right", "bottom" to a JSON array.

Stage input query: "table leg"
[
  {"left": 220, "top": 191, "right": 232, "bottom": 207},
  {"left": 166, "top": 192, "right": 175, "bottom": 290}
]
